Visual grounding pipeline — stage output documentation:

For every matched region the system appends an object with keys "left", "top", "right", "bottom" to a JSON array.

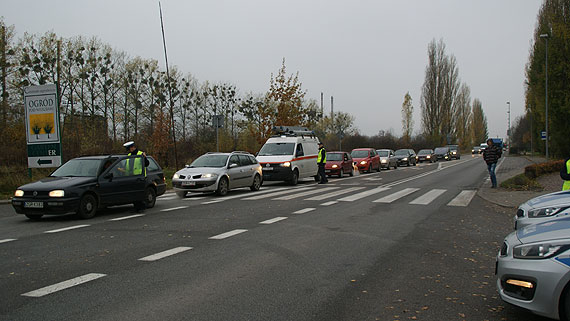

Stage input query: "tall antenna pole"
[
  {"left": 320, "top": 92, "right": 323, "bottom": 120},
  {"left": 159, "top": 1, "right": 178, "bottom": 169}
]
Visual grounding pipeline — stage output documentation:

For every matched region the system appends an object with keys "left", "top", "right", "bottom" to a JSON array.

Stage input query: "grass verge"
[{"left": 500, "top": 173, "right": 543, "bottom": 191}]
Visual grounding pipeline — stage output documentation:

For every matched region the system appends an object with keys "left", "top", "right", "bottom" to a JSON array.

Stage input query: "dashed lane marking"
[
  {"left": 138, "top": 247, "right": 193, "bottom": 262},
  {"left": 209, "top": 229, "right": 248, "bottom": 240},
  {"left": 160, "top": 206, "right": 188, "bottom": 212},
  {"left": 447, "top": 190, "right": 477, "bottom": 207},
  {"left": 202, "top": 187, "right": 292, "bottom": 204},
  {"left": 0, "top": 239, "right": 17, "bottom": 244},
  {"left": 293, "top": 208, "right": 316, "bottom": 214},
  {"left": 109, "top": 214, "right": 145, "bottom": 221},
  {"left": 320, "top": 201, "right": 338, "bottom": 206},
  {"left": 260, "top": 217, "right": 288, "bottom": 224},
  {"left": 373, "top": 188, "right": 420, "bottom": 203},
  {"left": 44, "top": 225, "right": 90, "bottom": 234},
  {"left": 409, "top": 189, "right": 447, "bottom": 205},
  {"left": 21, "top": 273, "right": 106, "bottom": 297}
]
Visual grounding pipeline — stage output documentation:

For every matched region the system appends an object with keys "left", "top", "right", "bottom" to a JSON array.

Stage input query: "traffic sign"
[
  {"left": 541, "top": 131, "right": 547, "bottom": 140},
  {"left": 24, "top": 84, "right": 62, "bottom": 168}
]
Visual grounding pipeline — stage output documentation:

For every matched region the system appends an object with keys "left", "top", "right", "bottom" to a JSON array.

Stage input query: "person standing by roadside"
[
  {"left": 317, "top": 142, "right": 328, "bottom": 184},
  {"left": 483, "top": 138, "right": 502, "bottom": 188},
  {"left": 561, "top": 156, "right": 570, "bottom": 191}
]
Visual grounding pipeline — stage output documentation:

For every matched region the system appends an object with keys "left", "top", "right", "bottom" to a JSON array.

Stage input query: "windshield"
[
  {"left": 190, "top": 154, "right": 229, "bottom": 168},
  {"left": 448, "top": 145, "right": 458, "bottom": 151},
  {"left": 351, "top": 150, "right": 369, "bottom": 158},
  {"left": 434, "top": 147, "right": 448, "bottom": 154},
  {"left": 377, "top": 150, "right": 389, "bottom": 157},
  {"left": 418, "top": 150, "right": 431, "bottom": 155},
  {"left": 394, "top": 149, "right": 408, "bottom": 156},
  {"left": 327, "top": 153, "right": 343, "bottom": 161},
  {"left": 258, "top": 143, "right": 295, "bottom": 156},
  {"left": 51, "top": 159, "right": 102, "bottom": 177}
]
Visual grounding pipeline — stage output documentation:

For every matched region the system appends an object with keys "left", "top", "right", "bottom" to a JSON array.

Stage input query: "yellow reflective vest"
[
  {"left": 317, "top": 147, "right": 326, "bottom": 164},
  {"left": 126, "top": 150, "right": 146, "bottom": 176},
  {"left": 564, "top": 159, "right": 570, "bottom": 191}
]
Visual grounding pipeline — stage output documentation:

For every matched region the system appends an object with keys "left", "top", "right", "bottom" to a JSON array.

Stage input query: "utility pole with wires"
[{"left": 159, "top": 1, "right": 178, "bottom": 169}]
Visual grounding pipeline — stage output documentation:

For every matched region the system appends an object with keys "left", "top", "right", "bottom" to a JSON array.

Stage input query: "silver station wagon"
[{"left": 172, "top": 151, "right": 262, "bottom": 197}]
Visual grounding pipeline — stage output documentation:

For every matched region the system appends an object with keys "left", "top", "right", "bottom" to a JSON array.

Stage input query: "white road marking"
[
  {"left": 202, "top": 187, "right": 291, "bottom": 204},
  {"left": 338, "top": 187, "right": 390, "bottom": 202},
  {"left": 209, "top": 229, "right": 248, "bottom": 240},
  {"left": 260, "top": 217, "right": 288, "bottom": 224},
  {"left": 183, "top": 196, "right": 206, "bottom": 201},
  {"left": 373, "top": 188, "right": 420, "bottom": 203},
  {"left": 447, "top": 190, "right": 477, "bottom": 207},
  {"left": 0, "top": 239, "right": 17, "bottom": 244},
  {"left": 160, "top": 206, "right": 188, "bottom": 212},
  {"left": 273, "top": 187, "right": 339, "bottom": 200},
  {"left": 305, "top": 186, "right": 365, "bottom": 201},
  {"left": 157, "top": 195, "right": 177, "bottom": 201},
  {"left": 44, "top": 225, "right": 90, "bottom": 234},
  {"left": 202, "top": 199, "right": 224, "bottom": 205},
  {"left": 320, "top": 201, "right": 338, "bottom": 206},
  {"left": 242, "top": 186, "right": 315, "bottom": 200},
  {"left": 109, "top": 214, "right": 145, "bottom": 221},
  {"left": 21, "top": 273, "right": 106, "bottom": 297},
  {"left": 363, "top": 177, "right": 383, "bottom": 181},
  {"left": 293, "top": 208, "right": 316, "bottom": 214},
  {"left": 138, "top": 247, "right": 193, "bottom": 262},
  {"left": 409, "top": 189, "right": 447, "bottom": 205}
]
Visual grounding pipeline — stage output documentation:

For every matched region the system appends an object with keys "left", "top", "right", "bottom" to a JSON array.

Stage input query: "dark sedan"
[
  {"left": 12, "top": 155, "right": 166, "bottom": 220},
  {"left": 417, "top": 149, "right": 436, "bottom": 163},
  {"left": 434, "top": 146, "right": 452, "bottom": 161},
  {"left": 394, "top": 149, "right": 416, "bottom": 166}
]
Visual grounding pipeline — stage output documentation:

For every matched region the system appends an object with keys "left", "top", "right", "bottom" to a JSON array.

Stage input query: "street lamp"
[
  {"left": 540, "top": 33, "right": 549, "bottom": 160},
  {"left": 506, "top": 101, "right": 510, "bottom": 152}
]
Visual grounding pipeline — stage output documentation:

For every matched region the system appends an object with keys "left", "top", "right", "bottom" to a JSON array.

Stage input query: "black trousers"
[{"left": 318, "top": 163, "right": 328, "bottom": 183}]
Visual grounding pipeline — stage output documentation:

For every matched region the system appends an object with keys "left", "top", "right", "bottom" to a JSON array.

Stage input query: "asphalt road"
[{"left": 0, "top": 155, "right": 551, "bottom": 321}]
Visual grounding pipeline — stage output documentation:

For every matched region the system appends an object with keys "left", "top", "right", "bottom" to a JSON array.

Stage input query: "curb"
[{"left": 476, "top": 188, "right": 517, "bottom": 209}]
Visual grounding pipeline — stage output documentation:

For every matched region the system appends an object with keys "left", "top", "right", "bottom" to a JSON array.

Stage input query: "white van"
[{"left": 256, "top": 127, "right": 320, "bottom": 185}]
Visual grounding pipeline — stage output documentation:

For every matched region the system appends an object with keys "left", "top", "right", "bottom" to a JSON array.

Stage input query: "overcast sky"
[{"left": 4, "top": 0, "right": 542, "bottom": 140}]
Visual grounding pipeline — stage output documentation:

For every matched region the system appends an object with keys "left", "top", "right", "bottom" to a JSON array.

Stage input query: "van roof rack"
[{"left": 271, "top": 126, "right": 316, "bottom": 138}]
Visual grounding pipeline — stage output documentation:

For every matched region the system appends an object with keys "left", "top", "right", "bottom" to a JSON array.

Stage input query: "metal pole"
[
  {"left": 530, "top": 110, "right": 533, "bottom": 155},
  {"left": 545, "top": 38, "right": 549, "bottom": 160},
  {"left": 507, "top": 101, "right": 510, "bottom": 153}
]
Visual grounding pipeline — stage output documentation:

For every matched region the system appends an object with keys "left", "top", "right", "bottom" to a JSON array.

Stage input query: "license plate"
[
  {"left": 181, "top": 181, "right": 196, "bottom": 186},
  {"left": 263, "top": 167, "right": 273, "bottom": 171},
  {"left": 24, "top": 201, "right": 44, "bottom": 208},
  {"left": 325, "top": 170, "right": 331, "bottom": 173}
]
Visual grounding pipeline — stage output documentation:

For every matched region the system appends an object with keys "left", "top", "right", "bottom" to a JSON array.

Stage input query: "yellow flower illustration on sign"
[{"left": 29, "top": 113, "right": 55, "bottom": 138}]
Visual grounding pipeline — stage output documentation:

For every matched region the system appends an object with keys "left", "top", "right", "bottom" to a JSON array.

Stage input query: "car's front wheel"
[
  {"left": 561, "top": 285, "right": 570, "bottom": 321},
  {"left": 216, "top": 177, "right": 229, "bottom": 196},
  {"left": 250, "top": 174, "right": 262, "bottom": 191},
  {"left": 289, "top": 169, "right": 299, "bottom": 185},
  {"left": 77, "top": 194, "right": 97, "bottom": 219},
  {"left": 176, "top": 191, "right": 187, "bottom": 198}
]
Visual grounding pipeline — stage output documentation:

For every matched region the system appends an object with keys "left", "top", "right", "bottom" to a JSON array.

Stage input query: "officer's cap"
[{"left": 123, "top": 141, "right": 135, "bottom": 149}]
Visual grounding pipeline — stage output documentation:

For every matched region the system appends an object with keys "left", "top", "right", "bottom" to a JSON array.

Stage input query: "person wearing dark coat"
[
  {"left": 482, "top": 138, "right": 502, "bottom": 188},
  {"left": 561, "top": 157, "right": 570, "bottom": 191}
]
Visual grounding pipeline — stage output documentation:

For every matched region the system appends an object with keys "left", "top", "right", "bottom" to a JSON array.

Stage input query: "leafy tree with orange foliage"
[{"left": 268, "top": 58, "right": 306, "bottom": 126}]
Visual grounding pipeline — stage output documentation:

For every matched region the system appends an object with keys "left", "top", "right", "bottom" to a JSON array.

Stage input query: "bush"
[
  {"left": 501, "top": 173, "right": 542, "bottom": 191},
  {"left": 524, "top": 159, "right": 564, "bottom": 179}
]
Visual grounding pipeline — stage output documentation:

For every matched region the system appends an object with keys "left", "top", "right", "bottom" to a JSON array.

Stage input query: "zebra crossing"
[{"left": 158, "top": 184, "right": 477, "bottom": 207}]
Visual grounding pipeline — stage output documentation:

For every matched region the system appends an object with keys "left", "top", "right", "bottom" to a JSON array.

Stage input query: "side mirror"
[
  {"left": 229, "top": 163, "right": 239, "bottom": 168},
  {"left": 296, "top": 151, "right": 303, "bottom": 157},
  {"left": 185, "top": 164, "right": 190, "bottom": 168}
]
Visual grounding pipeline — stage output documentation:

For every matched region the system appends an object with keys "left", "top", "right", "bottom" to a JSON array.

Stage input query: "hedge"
[{"left": 524, "top": 159, "right": 565, "bottom": 179}]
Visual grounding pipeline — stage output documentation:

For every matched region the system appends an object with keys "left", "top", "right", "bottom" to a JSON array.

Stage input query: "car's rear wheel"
[
  {"left": 176, "top": 191, "right": 187, "bottom": 198},
  {"left": 25, "top": 214, "right": 43, "bottom": 220},
  {"left": 250, "top": 174, "right": 262, "bottom": 191},
  {"left": 77, "top": 194, "right": 97, "bottom": 219},
  {"left": 349, "top": 167, "right": 354, "bottom": 176},
  {"left": 289, "top": 169, "right": 299, "bottom": 185},
  {"left": 561, "top": 285, "right": 570, "bottom": 321},
  {"left": 216, "top": 177, "right": 229, "bottom": 196},
  {"left": 144, "top": 187, "right": 157, "bottom": 208}
]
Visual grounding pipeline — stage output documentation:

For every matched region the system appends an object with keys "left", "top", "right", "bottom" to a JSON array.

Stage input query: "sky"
[{"left": 3, "top": 0, "right": 543, "bottom": 140}]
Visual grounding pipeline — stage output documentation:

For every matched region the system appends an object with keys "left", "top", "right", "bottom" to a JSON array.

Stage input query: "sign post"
[{"left": 24, "top": 84, "right": 62, "bottom": 168}]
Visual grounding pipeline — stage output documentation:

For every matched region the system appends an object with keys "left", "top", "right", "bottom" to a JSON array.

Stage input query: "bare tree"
[
  {"left": 401, "top": 92, "right": 413, "bottom": 145},
  {"left": 471, "top": 98, "right": 488, "bottom": 145},
  {"left": 454, "top": 84, "right": 472, "bottom": 148}
]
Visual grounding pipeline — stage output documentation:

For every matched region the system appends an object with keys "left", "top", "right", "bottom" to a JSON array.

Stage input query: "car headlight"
[
  {"left": 280, "top": 162, "right": 291, "bottom": 167},
  {"left": 360, "top": 160, "right": 367, "bottom": 165},
  {"left": 49, "top": 190, "right": 65, "bottom": 197},
  {"left": 402, "top": 157, "right": 407, "bottom": 161},
  {"left": 202, "top": 173, "right": 218, "bottom": 178},
  {"left": 173, "top": 173, "right": 180, "bottom": 179},
  {"left": 426, "top": 155, "right": 430, "bottom": 158},
  {"left": 15, "top": 189, "right": 24, "bottom": 197},
  {"left": 527, "top": 207, "right": 566, "bottom": 218},
  {"left": 513, "top": 240, "right": 570, "bottom": 259},
  {"left": 331, "top": 164, "right": 338, "bottom": 168},
  {"left": 381, "top": 159, "right": 387, "bottom": 163}
]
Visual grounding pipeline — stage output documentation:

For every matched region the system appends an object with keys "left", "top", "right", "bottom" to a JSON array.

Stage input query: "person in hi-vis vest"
[
  {"left": 561, "top": 157, "right": 570, "bottom": 191},
  {"left": 122, "top": 141, "right": 149, "bottom": 176},
  {"left": 317, "top": 142, "right": 328, "bottom": 184}
]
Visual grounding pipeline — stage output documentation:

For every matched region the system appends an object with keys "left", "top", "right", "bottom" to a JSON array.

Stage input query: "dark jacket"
[
  {"left": 483, "top": 145, "right": 501, "bottom": 164},
  {"left": 561, "top": 158, "right": 570, "bottom": 181}
]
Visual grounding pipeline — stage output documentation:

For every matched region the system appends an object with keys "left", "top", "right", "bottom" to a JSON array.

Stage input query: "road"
[{"left": 0, "top": 155, "right": 550, "bottom": 321}]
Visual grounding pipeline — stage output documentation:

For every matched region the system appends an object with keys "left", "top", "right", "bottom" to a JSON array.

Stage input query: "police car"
[
  {"left": 496, "top": 217, "right": 570, "bottom": 320},
  {"left": 514, "top": 190, "right": 570, "bottom": 230}
]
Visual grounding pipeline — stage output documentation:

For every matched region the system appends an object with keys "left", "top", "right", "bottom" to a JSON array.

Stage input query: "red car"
[
  {"left": 325, "top": 151, "right": 354, "bottom": 178},
  {"left": 350, "top": 148, "right": 381, "bottom": 173}
]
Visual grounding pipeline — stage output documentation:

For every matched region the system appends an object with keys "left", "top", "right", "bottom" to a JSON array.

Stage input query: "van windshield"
[{"left": 258, "top": 143, "right": 295, "bottom": 156}]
